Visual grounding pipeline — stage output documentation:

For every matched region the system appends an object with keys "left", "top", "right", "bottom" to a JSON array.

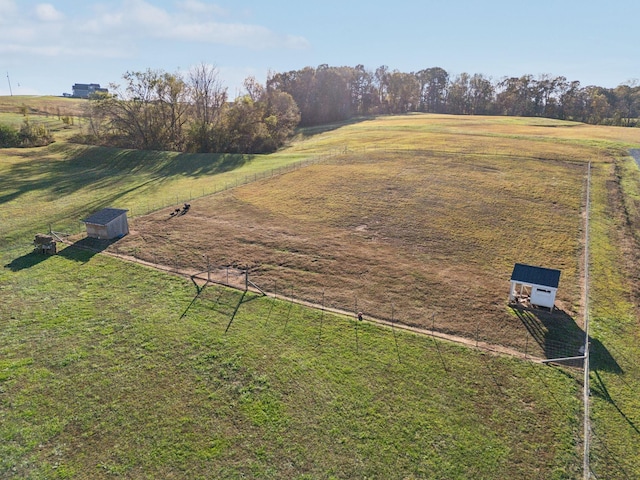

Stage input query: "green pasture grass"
[
  {"left": 585, "top": 159, "right": 640, "bottom": 479},
  {"left": 0, "top": 142, "right": 311, "bottom": 244},
  {"left": 286, "top": 114, "right": 639, "bottom": 162},
  {"left": 0, "top": 111, "right": 79, "bottom": 136},
  {"left": 0, "top": 95, "right": 104, "bottom": 143},
  {"left": 3, "top": 111, "right": 640, "bottom": 478},
  {"left": 1, "top": 245, "right": 581, "bottom": 479}
]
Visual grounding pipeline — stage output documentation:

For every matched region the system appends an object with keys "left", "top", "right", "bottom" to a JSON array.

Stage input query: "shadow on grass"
[
  {"left": 4, "top": 250, "right": 51, "bottom": 271},
  {"left": 3, "top": 235, "right": 118, "bottom": 270},
  {"left": 57, "top": 236, "right": 116, "bottom": 263},
  {"left": 591, "top": 370, "right": 640, "bottom": 437},
  {"left": 0, "top": 144, "right": 251, "bottom": 206},
  {"left": 180, "top": 283, "right": 262, "bottom": 332},
  {"left": 510, "top": 305, "right": 622, "bottom": 373}
]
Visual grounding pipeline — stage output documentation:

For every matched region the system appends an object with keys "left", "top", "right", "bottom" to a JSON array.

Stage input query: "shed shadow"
[
  {"left": 57, "top": 236, "right": 119, "bottom": 263},
  {"left": 510, "top": 305, "right": 622, "bottom": 373},
  {"left": 4, "top": 235, "right": 121, "bottom": 270}
]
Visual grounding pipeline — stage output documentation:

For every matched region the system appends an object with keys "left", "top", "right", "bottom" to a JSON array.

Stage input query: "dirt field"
[{"left": 108, "top": 146, "right": 587, "bottom": 357}]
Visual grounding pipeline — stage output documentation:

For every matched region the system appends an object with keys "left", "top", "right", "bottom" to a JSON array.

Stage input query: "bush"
[
  {"left": 18, "top": 119, "right": 53, "bottom": 147},
  {"left": 0, "top": 123, "right": 20, "bottom": 147}
]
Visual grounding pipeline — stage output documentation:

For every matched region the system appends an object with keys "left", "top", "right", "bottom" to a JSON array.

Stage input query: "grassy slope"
[
  {"left": 0, "top": 249, "right": 581, "bottom": 479},
  {"left": 111, "top": 114, "right": 630, "bottom": 357},
  {"left": 1, "top": 105, "right": 640, "bottom": 478}
]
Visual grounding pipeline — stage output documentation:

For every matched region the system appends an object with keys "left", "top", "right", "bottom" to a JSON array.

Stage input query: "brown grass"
[{"left": 112, "top": 132, "right": 588, "bottom": 355}]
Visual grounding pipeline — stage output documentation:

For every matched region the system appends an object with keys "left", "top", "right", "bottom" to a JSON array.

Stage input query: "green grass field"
[
  {"left": 2, "top": 99, "right": 640, "bottom": 478},
  {"left": 1, "top": 249, "right": 582, "bottom": 479}
]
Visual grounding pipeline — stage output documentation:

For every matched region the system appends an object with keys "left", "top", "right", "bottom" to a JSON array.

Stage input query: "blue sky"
[{"left": 1, "top": 0, "right": 638, "bottom": 97}]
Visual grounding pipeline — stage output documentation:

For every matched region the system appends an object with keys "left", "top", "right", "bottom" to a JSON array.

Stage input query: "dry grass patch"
[{"left": 114, "top": 147, "right": 586, "bottom": 355}]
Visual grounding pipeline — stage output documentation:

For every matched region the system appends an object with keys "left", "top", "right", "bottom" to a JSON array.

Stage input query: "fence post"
[{"left": 204, "top": 254, "right": 210, "bottom": 283}]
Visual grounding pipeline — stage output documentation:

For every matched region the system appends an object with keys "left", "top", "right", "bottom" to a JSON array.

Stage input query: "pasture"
[
  {"left": 112, "top": 114, "right": 613, "bottom": 357},
  {"left": 2, "top": 103, "right": 640, "bottom": 478}
]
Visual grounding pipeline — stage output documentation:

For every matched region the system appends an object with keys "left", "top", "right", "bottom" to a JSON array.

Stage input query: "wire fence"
[
  {"left": 59, "top": 233, "right": 584, "bottom": 364},
  {"left": 113, "top": 242, "right": 637, "bottom": 479},
  {"left": 48, "top": 143, "right": 592, "bottom": 366}
]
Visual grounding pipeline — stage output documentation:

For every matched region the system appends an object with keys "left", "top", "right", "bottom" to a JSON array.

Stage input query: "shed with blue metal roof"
[{"left": 509, "top": 263, "right": 561, "bottom": 311}]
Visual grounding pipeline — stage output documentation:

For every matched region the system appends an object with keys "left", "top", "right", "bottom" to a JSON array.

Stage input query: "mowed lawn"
[
  {"left": 2, "top": 109, "right": 640, "bottom": 478},
  {"left": 1, "top": 248, "right": 582, "bottom": 479}
]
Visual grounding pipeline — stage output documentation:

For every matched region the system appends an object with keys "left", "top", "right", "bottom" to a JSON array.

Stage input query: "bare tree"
[{"left": 187, "top": 63, "right": 228, "bottom": 152}]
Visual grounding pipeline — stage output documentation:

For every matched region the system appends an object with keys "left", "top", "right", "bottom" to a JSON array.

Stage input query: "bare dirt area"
[{"left": 110, "top": 150, "right": 587, "bottom": 357}]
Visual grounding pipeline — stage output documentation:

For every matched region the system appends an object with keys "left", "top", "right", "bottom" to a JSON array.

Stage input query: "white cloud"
[
  {"left": 178, "top": 0, "right": 228, "bottom": 17},
  {"left": 167, "top": 21, "right": 309, "bottom": 50},
  {"left": 35, "top": 3, "right": 64, "bottom": 22},
  {"left": 0, "top": 0, "right": 310, "bottom": 61}
]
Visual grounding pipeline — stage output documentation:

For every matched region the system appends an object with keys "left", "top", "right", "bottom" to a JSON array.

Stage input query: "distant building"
[
  {"left": 71, "top": 83, "right": 108, "bottom": 99},
  {"left": 82, "top": 208, "right": 129, "bottom": 240}
]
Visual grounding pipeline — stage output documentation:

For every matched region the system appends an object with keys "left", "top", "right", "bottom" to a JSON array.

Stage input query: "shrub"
[
  {"left": 18, "top": 119, "right": 53, "bottom": 147},
  {"left": 0, "top": 123, "right": 20, "bottom": 147}
]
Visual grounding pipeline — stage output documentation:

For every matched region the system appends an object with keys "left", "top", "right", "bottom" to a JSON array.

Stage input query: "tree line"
[
  {"left": 80, "top": 63, "right": 639, "bottom": 154},
  {"left": 268, "top": 65, "right": 640, "bottom": 127}
]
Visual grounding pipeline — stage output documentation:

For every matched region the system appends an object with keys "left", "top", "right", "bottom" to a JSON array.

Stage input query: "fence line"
[
  {"left": 47, "top": 146, "right": 616, "bottom": 476},
  {"left": 71, "top": 237, "right": 581, "bottom": 363}
]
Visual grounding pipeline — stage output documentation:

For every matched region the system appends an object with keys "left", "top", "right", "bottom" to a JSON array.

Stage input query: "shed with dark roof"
[
  {"left": 509, "top": 263, "right": 561, "bottom": 311},
  {"left": 82, "top": 208, "right": 129, "bottom": 240}
]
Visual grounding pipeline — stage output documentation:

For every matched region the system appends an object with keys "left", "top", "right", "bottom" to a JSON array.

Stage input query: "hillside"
[{"left": 1, "top": 109, "right": 640, "bottom": 478}]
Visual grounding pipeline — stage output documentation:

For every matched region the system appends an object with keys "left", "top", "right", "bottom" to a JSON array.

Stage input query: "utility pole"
[{"left": 6, "top": 71, "right": 13, "bottom": 96}]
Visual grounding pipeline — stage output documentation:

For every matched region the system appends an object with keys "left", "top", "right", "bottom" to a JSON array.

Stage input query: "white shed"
[
  {"left": 509, "top": 263, "right": 561, "bottom": 311},
  {"left": 82, "top": 208, "right": 129, "bottom": 240}
]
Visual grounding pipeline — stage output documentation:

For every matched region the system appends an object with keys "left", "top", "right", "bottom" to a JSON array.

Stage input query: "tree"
[
  {"left": 496, "top": 75, "right": 536, "bottom": 117},
  {"left": 186, "top": 63, "right": 227, "bottom": 152},
  {"left": 558, "top": 80, "right": 585, "bottom": 121},
  {"left": 446, "top": 73, "right": 471, "bottom": 114},
  {"left": 0, "top": 123, "right": 19, "bottom": 147},
  {"left": 613, "top": 82, "right": 640, "bottom": 126},
  {"left": 468, "top": 74, "right": 495, "bottom": 115},
  {"left": 263, "top": 89, "right": 300, "bottom": 150},
  {"left": 349, "top": 64, "right": 376, "bottom": 115},
  {"left": 267, "top": 67, "right": 317, "bottom": 126},
  {"left": 386, "top": 71, "right": 420, "bottom": 114},
  {"left": 586, "top": 87, "right": 611, "bottom": 124},
  {"left": 373, "top": 65, "right": 391, "bottom": 112},
  {"left": 416, "top": 67, "right": 449, "bottom": 113},
  {"left": 217, "top": 77, "right": 300, "bottom": 154},
  {"left": 90, "top": 69, "right": 189, "bottom": 150},
  {"left": 154, "top": 71, "right": 190, "bottom": 151},
  {"left": 314, "top": 65, "right": 352, "bottom": 123}
]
